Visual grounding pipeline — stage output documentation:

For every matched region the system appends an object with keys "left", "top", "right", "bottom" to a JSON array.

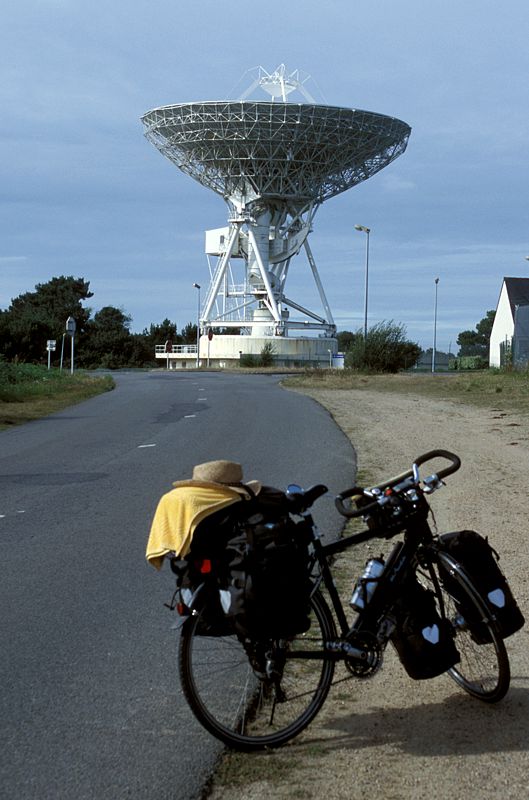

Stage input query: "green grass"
[
  {"left": 284, "top": 368, "right": 529, "bottom": 415},
  {"left": 0, "top": 362, "right": 114, "bottom": 429}
]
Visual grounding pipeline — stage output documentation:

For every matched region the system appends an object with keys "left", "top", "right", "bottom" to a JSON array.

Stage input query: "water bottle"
[{"left": 350, "top": 558, "right": 385, "bottom": 610}]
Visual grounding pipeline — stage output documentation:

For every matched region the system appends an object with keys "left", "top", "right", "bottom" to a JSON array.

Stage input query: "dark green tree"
[
  {"left": 181, "top": 322, "right": 198, "bottom": 344},
  {"left": 457, "top": 310, "right": 495, "bottom": 357},
  {"left": 80, "top": 306, "right": 134, "bottom": 368},
  {"left": 136, "top": 318, "right": 180, "bottom": 365},
  {"left": 336, "top": 330, "right": 358, "bottom": 351},
  {"left": 143, "top": 319, "right": 179, "bottom": 347},
  {"left": 344, "top": 321, "right": 421, "bottom": 372},
  {"left": 0, "top": 276, "right": 92, "bottom": 362}
]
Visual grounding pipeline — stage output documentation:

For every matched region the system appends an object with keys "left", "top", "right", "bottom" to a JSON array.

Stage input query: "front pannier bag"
[
  {"left": 438, "top": 530, "right": 525, "bottom": 643},
  {"left": 390, "top": 576, "right": 460, "bottom": 680}
]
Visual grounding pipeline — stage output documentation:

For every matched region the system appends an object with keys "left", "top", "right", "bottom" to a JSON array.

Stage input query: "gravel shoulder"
[{"left": 208, "top": 387, "right": 529, "bottom": 800}]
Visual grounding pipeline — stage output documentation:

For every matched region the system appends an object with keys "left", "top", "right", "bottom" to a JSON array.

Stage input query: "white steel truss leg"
[
  {"left": 304, "top": 239, "right": 335, "bottom": 326},
  {"left": 202, "top": 222, "right": 242, "bottom": 323}
]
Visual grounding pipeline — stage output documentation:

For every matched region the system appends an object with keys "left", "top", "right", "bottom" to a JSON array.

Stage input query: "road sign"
[
  {"left": 65, "top": 317, "right": 76, "bottom": 335},
  {"left": 47, "top": 340, "right": 57, "bottom": 351}
]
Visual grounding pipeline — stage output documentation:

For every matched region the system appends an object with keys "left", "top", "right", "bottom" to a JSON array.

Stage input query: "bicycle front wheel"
[
  {"left": 429, "top": 551, "right": 510, "bottom": 702},
  {"left": 178, "top": 589, "right": 336, "bottom": 750}
]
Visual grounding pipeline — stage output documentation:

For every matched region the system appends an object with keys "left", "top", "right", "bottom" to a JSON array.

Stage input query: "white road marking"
[
  {"left": 138, "top": 444, "right": 156, "bottom": 448},
  {"left": 184, "top": 414, "right": 196, "bottom": 418}
]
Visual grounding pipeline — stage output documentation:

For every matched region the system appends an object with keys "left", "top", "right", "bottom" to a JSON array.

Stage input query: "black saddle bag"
[
  {"left": 437, "top": 530, "right": 525, "bottom": 644},
  {"left": 391, "top": 576, "right": 460, "bottom": 680}
]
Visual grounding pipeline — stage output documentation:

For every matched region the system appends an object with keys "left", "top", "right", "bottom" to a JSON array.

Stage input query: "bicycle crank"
[{"left": 327, "top": 633, "right": 382, "bottom": 678}]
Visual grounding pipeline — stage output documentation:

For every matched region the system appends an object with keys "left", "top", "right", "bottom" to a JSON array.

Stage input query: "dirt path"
[{"left": 208, "top": 388, "right": 529, "bottom": 800}]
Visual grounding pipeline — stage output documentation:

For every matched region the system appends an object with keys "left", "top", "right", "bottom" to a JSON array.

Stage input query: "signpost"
[
  {"left": 46, "top": 340, "right": 56, "bottom": 370},
  {"left": 65, "top": 317, "right": 76, "bottom": 374}
]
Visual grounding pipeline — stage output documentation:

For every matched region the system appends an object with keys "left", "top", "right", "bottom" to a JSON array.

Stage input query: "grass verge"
[
  {"left": 0, "top": 363, "right": 114, "bottom": 429},
  {"left": 284, "top": 369, "right": 529, "bottom": 415}
]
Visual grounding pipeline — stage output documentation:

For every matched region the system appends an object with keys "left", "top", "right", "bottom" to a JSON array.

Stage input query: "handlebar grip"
[
  {"left": 414, "top": 449, "right": 461, "bottom": 479},
  {"left": 335, "top": 488, "right": 379, "bottom": 519},
  {"left": 335, "top": 449, "right": 461, "bottom": 518}
]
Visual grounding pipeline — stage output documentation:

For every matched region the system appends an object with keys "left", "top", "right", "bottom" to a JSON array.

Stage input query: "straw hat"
[{"left": 172, "top": 460, "right": 261, "bottom": 496}]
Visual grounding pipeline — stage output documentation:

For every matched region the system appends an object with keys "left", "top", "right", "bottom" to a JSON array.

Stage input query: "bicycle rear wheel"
[
  {"left": 178, "top": 589, "right": 336, "bottom": 750},
  {"left": 428, "top": 551, "right": 510, "bottom": 702}
]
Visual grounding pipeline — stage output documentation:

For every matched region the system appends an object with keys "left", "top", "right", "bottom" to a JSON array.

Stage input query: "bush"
[
  {"left": 239, "top": 342, "right": 276, "bottom": 368},
  {"left": 344, "top": 321, "right": 421, "bottom": 372},
  {"left": 259, "top": 342, "right": 276, "bottom": 366},
  {"left": 240, "top": 353, "right": 257, "bottom": 367},
  {"left": 453, "top": 356, "right": 488, "bottom": 370}
]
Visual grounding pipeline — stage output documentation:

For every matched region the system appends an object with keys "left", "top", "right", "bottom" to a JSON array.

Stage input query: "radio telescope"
[{"left": 142, "top": 65, "right": 411, "bottom": 367}]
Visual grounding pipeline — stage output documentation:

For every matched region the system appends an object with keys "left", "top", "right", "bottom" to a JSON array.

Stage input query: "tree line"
[
  {"left": 0, "top": 276, "right": 195, "bottom": 369},
  {"left": 0, "top": 275, "right": 496, "bottom": 371}
]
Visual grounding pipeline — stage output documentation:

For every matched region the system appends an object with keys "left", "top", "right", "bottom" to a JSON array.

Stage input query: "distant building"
[
  {"left": 416, "top": 350, "right": 453, "bottom": 370},
  {"left": 489, "top": 277, "right": 529, "bottom": 367}
]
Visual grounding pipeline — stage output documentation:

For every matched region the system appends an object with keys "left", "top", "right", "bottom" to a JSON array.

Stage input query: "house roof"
[{"left": 503, "top": 277, "right": 529, "bottom": 317}]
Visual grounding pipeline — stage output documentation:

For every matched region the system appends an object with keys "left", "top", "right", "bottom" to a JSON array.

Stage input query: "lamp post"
[
  {"left": 432, "top": 278, "right": 439, "bottom": 373},
  {"left": 354, "top": 224, "right": 371, "bottom": 339},
  {"left": 193, "top": 282, "right": 201, "bottom": 368}
]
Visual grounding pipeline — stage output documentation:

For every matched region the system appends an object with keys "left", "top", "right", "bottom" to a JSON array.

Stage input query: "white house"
[{"left": 489, "top": 277, "right": 529, "bottom": 367}]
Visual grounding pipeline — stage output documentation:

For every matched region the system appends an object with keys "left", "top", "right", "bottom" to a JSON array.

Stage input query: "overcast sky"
[{"left": 2, "top": 0, "right": 529, "bottom": 352}]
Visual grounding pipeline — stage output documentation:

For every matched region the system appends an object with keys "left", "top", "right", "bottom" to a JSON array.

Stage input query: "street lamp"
[
  {"left": 354, "top": 224, "right": 371, "bottom": 339},
  {"left": 432, "top": 278, "right": 439, "bottom": 373},
  {"left": 193, "top": 282, "right": 201, "bottom": 368}
]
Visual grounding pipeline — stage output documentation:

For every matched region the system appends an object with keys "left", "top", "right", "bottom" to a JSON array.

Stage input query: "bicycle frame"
[{"left": 309, "top": 510, "right": 439, "bottom": 651}]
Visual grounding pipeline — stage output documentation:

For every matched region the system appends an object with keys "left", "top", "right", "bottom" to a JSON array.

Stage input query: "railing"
[{"left": 155, "top": 344, "right": 198, "bottom": 354}]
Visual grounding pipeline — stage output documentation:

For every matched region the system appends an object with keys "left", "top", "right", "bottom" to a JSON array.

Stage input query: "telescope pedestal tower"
[{"left": 142, "top": 65, "right": 411, "bottom": 367}]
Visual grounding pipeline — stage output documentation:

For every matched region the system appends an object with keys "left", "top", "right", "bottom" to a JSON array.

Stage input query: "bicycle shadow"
[{"left": 301, "top": 682, "right": 529, "bottom": 757}]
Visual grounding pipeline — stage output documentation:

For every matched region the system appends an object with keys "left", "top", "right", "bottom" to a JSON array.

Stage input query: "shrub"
[
  {"left": 453, "top": 356, "right": 488, "bottom": 370},
  {"left": 259, "top": 342, "right": 276, "bottom": 367},
  {"left": 344, "top": 321, "right": 421, "bottom": 372}
]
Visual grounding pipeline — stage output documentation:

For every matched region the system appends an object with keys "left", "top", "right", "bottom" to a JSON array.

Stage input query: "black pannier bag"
[
  {"left": 171, "top": 486, "right": 313, "bottom": 640},
  {"left": 437, "top": 530, "right": 525, "bottom": 643},
  {"left": 170, "top": 506, "right": 239, "bottom": 636},
  {"left": 225, "top": 510, "right": 314, "bottom": 640},
  {"left": 390, "top": 576, "right": 460, "bottom": 680}
]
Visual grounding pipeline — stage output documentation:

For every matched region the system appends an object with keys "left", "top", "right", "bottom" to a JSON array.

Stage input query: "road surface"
[{"left": 0, "top": 371, "right": 355, "bottom": 799}]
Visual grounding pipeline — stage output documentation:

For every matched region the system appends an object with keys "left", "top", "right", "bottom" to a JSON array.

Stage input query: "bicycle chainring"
[{"left": 344, "top": 632, "right": 383, "bottom": 678}]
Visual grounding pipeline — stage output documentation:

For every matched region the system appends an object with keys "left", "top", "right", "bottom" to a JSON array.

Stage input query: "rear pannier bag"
[
  {"left": 170, "top": 506, "right": 238, "bottom": 636},
  {"left": 225, "top": 513, "right": 313, "bottom": 640},
  {"left": 170, "top": 487, "right": 313, "bottom": 640},
  {"left": 390, "top": 576, "right": 460, "bottom": 680},
  {"left": 438, "top": 530, "right": 525, "bottom": 643}
]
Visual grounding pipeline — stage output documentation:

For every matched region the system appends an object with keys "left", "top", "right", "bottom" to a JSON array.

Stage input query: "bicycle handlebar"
[{"left": 335, "top": 449, "right": 461, "bottom": 519}]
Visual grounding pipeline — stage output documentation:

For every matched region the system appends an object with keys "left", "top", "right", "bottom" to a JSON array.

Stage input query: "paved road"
[{"left": 0, "top": 372, "right": 355, "bottom": 799}]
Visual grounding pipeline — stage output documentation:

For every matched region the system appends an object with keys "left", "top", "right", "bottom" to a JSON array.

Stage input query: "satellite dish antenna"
[{"left": 142, "top": 66, "right": 411, "bottom": 366}]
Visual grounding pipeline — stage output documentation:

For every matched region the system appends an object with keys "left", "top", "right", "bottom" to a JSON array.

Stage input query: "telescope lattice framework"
[
  {"left": 142, "top": 101, "right": 410, "bottom": 209},
  {"left": 142, "top": 66, "right": 411, "bottom": 349}
]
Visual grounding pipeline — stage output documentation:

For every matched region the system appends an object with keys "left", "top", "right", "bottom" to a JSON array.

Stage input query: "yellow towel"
[{"left": 146, "top": 482, "right": 244, "bottom": 570}]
